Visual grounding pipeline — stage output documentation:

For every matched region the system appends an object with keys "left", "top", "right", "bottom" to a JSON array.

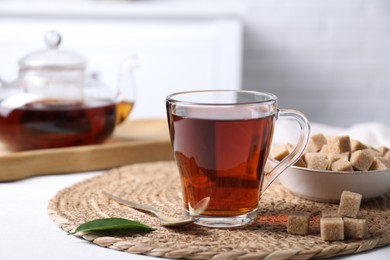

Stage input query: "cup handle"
[{"left": 261, "top": 108, "right": 311, "bottom": 196}]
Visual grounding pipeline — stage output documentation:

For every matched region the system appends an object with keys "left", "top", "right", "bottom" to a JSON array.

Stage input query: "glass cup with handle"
[{"left": 166, "top": 90, "right": 310, "bottom": 228}]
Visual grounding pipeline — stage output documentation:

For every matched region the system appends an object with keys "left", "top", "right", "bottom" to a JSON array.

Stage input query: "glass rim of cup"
[{"left": 166, "top": 90, "right": 277, "bottom": 107}]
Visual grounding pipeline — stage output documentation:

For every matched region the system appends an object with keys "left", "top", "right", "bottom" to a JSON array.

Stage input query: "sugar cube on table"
[
  {"left": 320, "top": 217, "right": 344, "bottom": 241},
  {"left": 287, "top": 212, "right": 311, "bottom": 235},
  {"left": 327, "top": 136, "right": 351, "bottom": 154},
  {"left": 338, "top": 191, "right": 362, "bottom": 218},
  {"left": 343, "top": 217, "right": 368, "bottom": 239},
  {"left": 350, "top": 150, "right": 374, "bottom": 171}
]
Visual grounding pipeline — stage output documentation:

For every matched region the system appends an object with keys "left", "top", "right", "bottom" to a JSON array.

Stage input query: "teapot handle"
[
  {"left": 114, "top": 56, "right": 139, "bottom": 125},
  {"left": 116, "top": 55, "right": 138, "bottom": 102}
]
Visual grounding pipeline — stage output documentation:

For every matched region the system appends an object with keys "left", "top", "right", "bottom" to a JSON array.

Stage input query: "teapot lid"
[{"left": 18, "top": 31, "right": 86, "bottom": 70}]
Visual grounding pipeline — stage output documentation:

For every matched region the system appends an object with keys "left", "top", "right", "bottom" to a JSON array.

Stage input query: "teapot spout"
[{"left": 115, "top": 55, "right": 138, "bottom": 124}]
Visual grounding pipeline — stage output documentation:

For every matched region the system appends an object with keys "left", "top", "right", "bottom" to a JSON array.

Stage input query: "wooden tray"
[{"left": 0, "top": 119, "right": 173, "bottom": 181}]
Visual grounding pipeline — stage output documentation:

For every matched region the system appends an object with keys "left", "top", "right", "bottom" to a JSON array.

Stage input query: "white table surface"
[
  {"left": 1, "top": 121, "right": 390, "bottom": 260},
  {"left": 1, "top": 170, "right": 389, "bottom": 260}
]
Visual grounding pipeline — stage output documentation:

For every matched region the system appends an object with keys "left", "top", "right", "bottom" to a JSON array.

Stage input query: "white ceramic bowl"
[{"left": 275, "top": 162, "right": 390, "bottom": 203}]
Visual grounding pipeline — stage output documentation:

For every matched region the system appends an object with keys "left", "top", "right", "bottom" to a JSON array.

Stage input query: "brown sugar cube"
[
  {"left": 331, "top": 159, "right": 353, "bottom": 172},
  {"left": 320, "top": 144, "right": 330, "bottom": 153},
  {"left": 320, "top": 217, "right": 344, "bottom": 241},
  {"left": 321, "top": 210, "right": 339, "bottom": 218},
  {"left": 369, "top": 157, "right": 390, "bottom": 171},
  {"left": 307, "top": 133, "right": 327, "bottom": 152},
  {"left": 364, "top": 148, "right": 381, "bottom": 157},
  {"left": 327, "top": 153, "right": 341, "bottom": 166},
  {"left": 286, "top": 144, "right": 306, "bottom": 167},
  {"left": 343, "top": 217, "right": 368, "bottom": 239},
  {"left": 377, "top": 146, "right": 390, "bottom": 156},
  {"left": 350, "top": 139, "right": 368, "bottom": 152},
  {"left": 385, "top": 151, "right": 390, "bottom": 160},
  {"left": 327, "top": 152, "right": 350, "bottom": 168},
  {"left": 350, "top": 150, "right": 374, "bottom": 171},
  {"left": 338, "top": 191, "right": 362, "bottom": 218},
  {"left": 294, "top": 157, "right": 307, "bottom": 167},
  {"left": 303, "top": 152, "right": 314, "bottom": 162},
  {"left": 327, "top": 135, "right": 351, "bottom": 154},
  {"left": 306, "top": 153, "right": 328, "bottom": 170},
  {"left": 287, "top": 212, "right": 310, "bottom": 235},
  {"left": 271, "top": 144, "right": 289, "bottom": 161}
]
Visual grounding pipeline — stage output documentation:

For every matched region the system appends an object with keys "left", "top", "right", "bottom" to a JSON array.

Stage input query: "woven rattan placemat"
[{"left": 48, "top": 161, "right": 390, "bottom": 259}]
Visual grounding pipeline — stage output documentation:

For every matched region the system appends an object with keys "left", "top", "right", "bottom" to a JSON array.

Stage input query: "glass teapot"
[{"left": 0, "top": 31, "right": 137, "bottom": 151}]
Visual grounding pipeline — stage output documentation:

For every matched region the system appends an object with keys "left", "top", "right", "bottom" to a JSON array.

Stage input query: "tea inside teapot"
[
  {"left": 0, "top": 31, "right": 136, "bottom": 151},
  {"left": 0, "top": 98, "right": 132, "bottom": 150}
]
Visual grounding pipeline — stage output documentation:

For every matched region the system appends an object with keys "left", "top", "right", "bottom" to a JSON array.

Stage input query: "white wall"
[
  {"left": 2, "top": 0, "right": 390, "bottom": 126},
  {"left": 237, "top": 0, "right": 390, "bottom": 126}
]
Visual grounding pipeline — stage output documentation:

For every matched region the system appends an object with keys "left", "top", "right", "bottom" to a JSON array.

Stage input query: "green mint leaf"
[{"left": 68, "top": 217, "right": 155, "bottom": 235}]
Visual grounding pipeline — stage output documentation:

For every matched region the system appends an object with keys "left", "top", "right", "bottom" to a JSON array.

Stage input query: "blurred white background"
[
  {"left": 1, "top": 0, "right": 390, "bottom": 126},
  {"left": 1, "top": 3, "right": 390, "bottom": 260},
  {"left": 238, "top": 0, "right": 390, "bottom": 127}
]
